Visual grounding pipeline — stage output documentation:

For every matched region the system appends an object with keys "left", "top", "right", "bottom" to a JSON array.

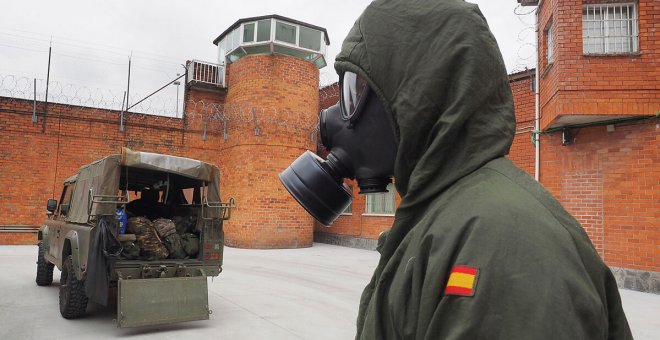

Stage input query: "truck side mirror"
[{"left": 47, "top": 199, "right": 57, "bottom": 213}]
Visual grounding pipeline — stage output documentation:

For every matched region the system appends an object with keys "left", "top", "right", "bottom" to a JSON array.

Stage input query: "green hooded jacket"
[{"left": 334, "top": 0, "right": 632, "bottom": 339}]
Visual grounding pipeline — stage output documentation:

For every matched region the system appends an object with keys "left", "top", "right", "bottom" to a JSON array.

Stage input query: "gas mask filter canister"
[{"left": 279, "top": 71, "right": 398, "bottom": 226}]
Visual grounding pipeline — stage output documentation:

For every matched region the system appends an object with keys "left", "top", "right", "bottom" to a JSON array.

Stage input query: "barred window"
[
  {"left": 582, "top": 3, "right": 638, "bottom": 54},
  {"left": 365, "top": 183, "right": 396, "bottom": 215}
]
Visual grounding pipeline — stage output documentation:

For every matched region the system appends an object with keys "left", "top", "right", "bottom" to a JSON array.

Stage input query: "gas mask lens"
[{"left": 341, "top": 71, "right": 369, "bottom": 121}]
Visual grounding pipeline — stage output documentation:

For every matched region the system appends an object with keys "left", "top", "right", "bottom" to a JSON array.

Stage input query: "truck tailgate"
[{"left": 117, "top": 276, "right": 209, "bottom": 328}]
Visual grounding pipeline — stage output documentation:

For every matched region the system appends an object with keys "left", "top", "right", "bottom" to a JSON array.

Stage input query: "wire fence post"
[
  {"left": 32, "top": 78, "right": 38, "bottom": 123},
  {"left": 252, "top": 108, "right": 260, "bottom": 136},
  {"left": 119, "top": 91, "right": 126, "bottom": 132},
  {"left": 125, "top": 53, "right": 132, "bottom": 114},
  {"left": 42, "top": 44, "right": 52, "bottom": 132},
  {"left": 223, "top": 118, "right": 228, "bottom": 140},
  {"left": 202, "top": 120, "right": 207, "bottom": 141}
]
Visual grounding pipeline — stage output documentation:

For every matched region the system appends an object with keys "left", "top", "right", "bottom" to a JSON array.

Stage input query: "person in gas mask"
[{"left": 280, "top": 0, "right": 631, "bottom": 338}]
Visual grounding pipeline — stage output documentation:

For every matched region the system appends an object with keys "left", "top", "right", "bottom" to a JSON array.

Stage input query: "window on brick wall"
[
  {"left": 342, "top": 185, "right": 353, "bottom": 214},
  {"left": 365, "top": 183, "right": 396, "bottom": 215},
  {"left": 582, "top": 3, "right": 638, "bottom": 54},
  {"left": 546, "top": 24, "right": 554, "bottom": 64}
]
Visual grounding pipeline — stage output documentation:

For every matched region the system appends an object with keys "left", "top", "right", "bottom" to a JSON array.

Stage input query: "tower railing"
[{"left": 187, "top": 60, "right": 225, "bottom": 88}]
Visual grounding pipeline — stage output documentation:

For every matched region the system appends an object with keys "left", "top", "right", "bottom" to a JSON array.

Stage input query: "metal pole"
[
  {"left": 125, "top": 52, "right": 132, "bottom": 113},
  {"left": 534, "top": 7, "right": 540, "bottom": 182},
  {"left": 44, "top": 45, "right": 52, "bottom": 116},
  {"left": 32, "top": 78, "right": 37, "bottom": 123},
  {"left": 174, "top": 73, "right": 181, "bottom": 118},
  {"left": 127, "top": 73, "right": 186, "bottom": 111},
  {"left": 119, "top": 91, "right": 126, "bottom": 132},
  {"left": 175, "top": 85, "right": 179, "bottom": 118}
]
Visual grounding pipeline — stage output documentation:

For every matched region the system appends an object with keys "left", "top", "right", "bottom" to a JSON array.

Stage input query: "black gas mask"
[{"left": 279, "top": 71, "right": 398, "bottom": 225}]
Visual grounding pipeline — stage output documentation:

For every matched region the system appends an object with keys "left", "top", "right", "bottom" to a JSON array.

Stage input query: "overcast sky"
[{"left": 0, "top": 0, "right": 536, "bottom": 115}]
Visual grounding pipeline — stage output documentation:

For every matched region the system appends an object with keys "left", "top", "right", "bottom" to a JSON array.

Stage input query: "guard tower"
[{"left": 198, "top": 15, "right": 330, "bottom": 248}]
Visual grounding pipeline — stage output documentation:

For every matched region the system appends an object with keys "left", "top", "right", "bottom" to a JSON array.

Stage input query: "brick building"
[
  {"left": 0, "top": 9, "right": 657, "bottom": 291},
  {"left": 529, "top": 0, "right": 659, "bottom": 292}
]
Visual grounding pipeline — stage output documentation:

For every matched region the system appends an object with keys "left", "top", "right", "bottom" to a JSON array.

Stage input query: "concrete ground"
[{"left": 0, "top": 244, "right": 658, "bottom": 339}]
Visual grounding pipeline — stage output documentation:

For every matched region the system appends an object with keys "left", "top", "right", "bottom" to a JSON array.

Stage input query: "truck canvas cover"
[{"left": 67, "top": 147, "right": 221, "bottom": 224}]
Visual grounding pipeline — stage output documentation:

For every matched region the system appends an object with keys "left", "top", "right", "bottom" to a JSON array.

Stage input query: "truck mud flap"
[{"left": 117, "top": 276, "right": 209, "bottom": 328}]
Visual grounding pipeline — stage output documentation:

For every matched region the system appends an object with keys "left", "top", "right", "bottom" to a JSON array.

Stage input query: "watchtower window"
[
  {"left": 275, "top": 21, "right": 297, "bottom": 45},
  {"left": 215, "top": 16, "right": 329, "bottom": 69}
]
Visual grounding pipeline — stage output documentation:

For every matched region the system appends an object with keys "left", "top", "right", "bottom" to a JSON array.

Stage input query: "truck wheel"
[
  {"left": 59, "top": 255, "right": 88, "bottom": 319},
  {"left": 36, "top": 242, "right": 54, "bottom": 286}
]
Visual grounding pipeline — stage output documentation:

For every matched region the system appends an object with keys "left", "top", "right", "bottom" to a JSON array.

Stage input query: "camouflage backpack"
[
  {"left": 153, "top": 218, "right": 187, "bottom": 259},
  {"left": 135, "top": 221, "right": 169, "bottom": 260},
  {"left": 127, "top": 216, "right": 151, "bottom": 235}
]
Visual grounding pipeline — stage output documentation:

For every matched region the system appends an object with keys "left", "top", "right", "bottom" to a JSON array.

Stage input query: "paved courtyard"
[{"left": 0, "top": 244, "right": 658, "bottom": 339}]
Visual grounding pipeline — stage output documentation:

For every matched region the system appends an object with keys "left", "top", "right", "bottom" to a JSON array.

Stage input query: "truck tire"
[
  {"left": 59, "top": 255, "right": 88, "bottom": 319},
  {"left": 36, "top": 242, "right": 54, "bottom": 286}
]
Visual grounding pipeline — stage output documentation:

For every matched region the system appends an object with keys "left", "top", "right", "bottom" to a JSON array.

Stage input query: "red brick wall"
[
  {"left": 0, "top": 97, "right": 217, "bottom": 229},
  {"left": 533, "top": 0, "right": 660, "bottom": 272},
  {"left": 537, "top": 0, "right": 660, "bottom": 129},
  {"left": 0, "top": 233, "right": 37, "bottom": 245},
  {"left": 540, "top": 120, "right": 659, "bottom": 271},
  {"left": 509, "top": 72, "right": 537, "bottom": 176},
  {"left": 0, "top": 53, "right": 321, "bottom": 249}
]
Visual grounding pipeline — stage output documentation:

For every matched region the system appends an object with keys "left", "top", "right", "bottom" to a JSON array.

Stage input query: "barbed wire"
[
  {"left": 0, "top": 76, "right": 324, "bottom": 141},
  {"left": 184, "top": 100, "right": 319, "bottom": 140},
  {"left": 510, "top": 4, "right": 538, "bottom": 75},
  {"left": 319, "top": 82, "right": 339, "bottom": 105},
  {"left": 0, "top": 74, "right": 182, "bottom": 117},
  {"left": 514, "top": 4, "right": 537, "bottom": 16},
  {"left": 1, "top": 72, "right": 342, "bottom": 118}
]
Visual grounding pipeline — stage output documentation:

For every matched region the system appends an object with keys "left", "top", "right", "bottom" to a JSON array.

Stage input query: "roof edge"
[
  {"left": 213, "top": 14, "right": 330, "bottom": 46},
  {"left": 508, "top": 68, "right": 536, "bottom": 82}
]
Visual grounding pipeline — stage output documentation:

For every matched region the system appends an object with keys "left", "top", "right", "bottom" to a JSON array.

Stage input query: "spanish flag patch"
[{"left": 445, "top": 265, "right": 479, "bottom": 297}]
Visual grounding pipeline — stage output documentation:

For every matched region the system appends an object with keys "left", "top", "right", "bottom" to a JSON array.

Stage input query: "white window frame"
[
  {"left": 274, "top": 20, "right": 299, "bottom": 47},
  {"left": 340, "top": 185, "right": 353, "bottom": 215},
  {"left": 217, "top": 19, "right": 327, "bottom": 65},
  {"left": 364, "top": 183, "right": 396, "bottom": 216},
  {"left": 582, "top": 3, "right": 639, "bottom": 55}
]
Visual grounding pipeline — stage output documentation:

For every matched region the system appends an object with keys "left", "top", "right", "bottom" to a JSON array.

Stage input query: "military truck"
[{"left": 36, "top": 148, "right": 234, "bottom": 327}]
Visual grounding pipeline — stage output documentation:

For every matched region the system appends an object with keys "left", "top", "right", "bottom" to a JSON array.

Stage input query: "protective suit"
[{"left": 333, "top": 0, "right": 632, "bottom": 339}]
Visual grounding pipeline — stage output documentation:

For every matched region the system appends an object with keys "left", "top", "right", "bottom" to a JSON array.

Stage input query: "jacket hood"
[{"left": 335, "top": 0, "right": 515, "bottom": 221}]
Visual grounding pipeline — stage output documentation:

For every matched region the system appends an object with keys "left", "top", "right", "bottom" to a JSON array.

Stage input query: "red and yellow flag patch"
[{"left": 444, "top": 265, "right": 479, "bottom": 297}]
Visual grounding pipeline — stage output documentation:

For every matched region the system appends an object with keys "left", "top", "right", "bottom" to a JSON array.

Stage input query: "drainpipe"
[{"left": 534, "top": 3, "right": 541, "bottom": 182}]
